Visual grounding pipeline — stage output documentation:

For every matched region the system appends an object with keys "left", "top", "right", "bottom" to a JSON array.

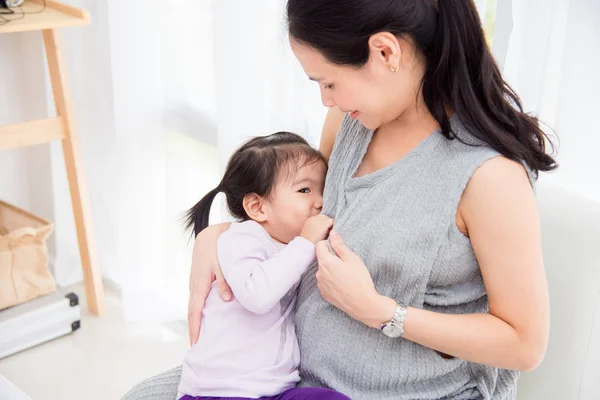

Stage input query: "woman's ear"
[
  {"left": 243, "top": 193, "right": 268, "bottom": 222},
  {"left": 368, "top": 32, "right": 402, "bottom": 72}
]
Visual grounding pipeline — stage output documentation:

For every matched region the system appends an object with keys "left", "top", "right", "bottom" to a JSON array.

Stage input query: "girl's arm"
[{"left": 218, "top": 223, "right": 316, "bottom": 314}]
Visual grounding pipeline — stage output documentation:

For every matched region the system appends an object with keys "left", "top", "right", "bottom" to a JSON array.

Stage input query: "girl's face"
[
  {"left": 262, "top": 159, "right": 327, "bottom": 244},
  {"left": 290, "top": 35, "right": 424, "bottom": 131}
]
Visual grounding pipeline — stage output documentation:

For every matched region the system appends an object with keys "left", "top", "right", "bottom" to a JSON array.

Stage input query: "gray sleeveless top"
[{"left": 295, "top": 114, "right": 520, "bottom": 399}]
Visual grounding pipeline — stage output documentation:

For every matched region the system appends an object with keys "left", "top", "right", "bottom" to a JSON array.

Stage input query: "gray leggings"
[{"left": 122, "top": 366, "right": 181, "bottom": 400}]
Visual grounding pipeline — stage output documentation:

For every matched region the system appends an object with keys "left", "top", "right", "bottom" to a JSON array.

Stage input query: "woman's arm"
[
  {"left": 320, "top": 106, "right": 345, "bottom": 161},
  {"left": 402, "top": 157, "right": 548, "bottom": 370},
  {"left": 317, "top": 157, "right": 549, "bottom": 371},
  {"left": 188, "top": 223, "right": 231, "bottom": 345}
]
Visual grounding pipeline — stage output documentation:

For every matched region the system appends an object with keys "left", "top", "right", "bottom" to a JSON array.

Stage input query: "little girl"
[{"left": 178, "top": 132, "right": 349, "bottom": 400}]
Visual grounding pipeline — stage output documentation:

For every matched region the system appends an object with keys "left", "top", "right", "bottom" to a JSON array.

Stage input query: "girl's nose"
[{"left": 314, "top": 197, "right": 323, "bottom": 211}]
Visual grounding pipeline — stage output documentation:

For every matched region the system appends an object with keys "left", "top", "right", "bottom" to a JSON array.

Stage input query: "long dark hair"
[
  {"left": 287, "top": 0, "right": 557, "bottom": 175},
  {"left": 185, "top": 132, "right": 326, "bottom": 237}
]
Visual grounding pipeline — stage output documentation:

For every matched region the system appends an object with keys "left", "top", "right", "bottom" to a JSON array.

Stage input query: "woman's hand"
[
  {"left": 316, "top": 231, "right": 396, "bottom": 327},
  {"left": 188, "top": 223, "right": 232, "bottom": 346}
]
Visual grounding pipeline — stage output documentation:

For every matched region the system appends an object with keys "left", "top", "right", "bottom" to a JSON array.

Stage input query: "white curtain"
[
  {"left": 501, "top": 0, "right": 570, "bottom": 130},
  {"left": 474, "top": 0, "right": 488, "bottom": 22},
  {"left": 158, "top": 0, "right": 327, "bottom": 321},
  {"left": 38, "top": 0, "right": 169, "bottom": 321},
  {"left": 162, "top": 0, "right": 600, "bottom": 322},
  {"left": 211, "top": 0, "right": 326, "bottom": 163},
  {"left": 50, "top": 0, "right": 539, "bottom": 321},
  {"left": 156, "top": 0, "right": 495, "bottom": 321},
  {"left": 5, "top": 0, "right": 596, "bottom": 324},
  {"left": 498, "top": 0, "right": 600, "bottom": 201}
]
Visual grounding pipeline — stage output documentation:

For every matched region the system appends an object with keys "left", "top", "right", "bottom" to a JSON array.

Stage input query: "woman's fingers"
[
  {"left": 188, "top": 274, "right": 211, "bottom": 346},
  {"left": 316, "top": 240, "right": 337, "bottom": 267},
  {"left": 329, "top": 230, "right": 355, "bottom": 261},
  {"left": 188, "top": 265, "right": 231, "bottom": 346},
  {"left": 187, "top": 223, "right": 232, "bottom": 346},
  {"left": 215, "top": 266, "right": 233, "bottom": 302}
]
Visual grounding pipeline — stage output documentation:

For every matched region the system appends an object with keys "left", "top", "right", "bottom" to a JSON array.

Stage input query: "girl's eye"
[
  {"left": 298, "top": 188, "right": 311, "bottom": 194},
  {"left": 324, "top": 84, "right": 334, "bottom": 90}
]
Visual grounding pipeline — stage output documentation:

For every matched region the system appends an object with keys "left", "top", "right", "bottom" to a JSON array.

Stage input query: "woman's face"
[{"left": 290, "top": 35, "right": 421, "bottom": 130}]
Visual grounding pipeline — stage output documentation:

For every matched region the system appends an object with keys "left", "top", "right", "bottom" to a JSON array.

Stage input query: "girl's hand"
[
  {"left": 300, "top": 215, "right": 334, "bottom": 244},
  {"left": 188, "top": 223, "right": 232, "bottom": 346},
  {"left": 315, "top": 230, "right": 394, "bottom": 327}
]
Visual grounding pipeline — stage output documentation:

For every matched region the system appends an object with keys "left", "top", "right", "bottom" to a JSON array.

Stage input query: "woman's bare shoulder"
[{"left": 320, "top": 106, "right": 346, "bottom": 161}]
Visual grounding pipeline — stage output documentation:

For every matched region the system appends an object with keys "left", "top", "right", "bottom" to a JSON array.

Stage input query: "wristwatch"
[{"left": 381, "top": 302, "right": 407, "bottom": 338}]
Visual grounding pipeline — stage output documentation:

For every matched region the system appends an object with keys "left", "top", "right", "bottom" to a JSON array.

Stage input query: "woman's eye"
[
  {"left": 324, "top": 84, "right": 334, "bottom": 90},
  {"left": 298, "top": 188, "right": 311, "bottom": 194}
]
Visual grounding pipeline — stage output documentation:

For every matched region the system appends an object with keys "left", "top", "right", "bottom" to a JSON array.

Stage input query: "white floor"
[{"left": 0, "top": 284, "right": 189, "bottom": 400}]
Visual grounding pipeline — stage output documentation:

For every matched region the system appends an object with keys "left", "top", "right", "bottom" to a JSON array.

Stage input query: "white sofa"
[{"left": 517, "top": 182, "right": 600, "bottom": 400}]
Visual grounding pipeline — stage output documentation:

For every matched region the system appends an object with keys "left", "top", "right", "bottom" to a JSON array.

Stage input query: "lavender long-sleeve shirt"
[{"left": 178, "top": 220, "right": 317, "bottom": 398}]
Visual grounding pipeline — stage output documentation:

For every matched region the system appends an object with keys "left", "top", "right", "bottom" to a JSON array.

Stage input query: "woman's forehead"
[{"left": 291, "top": 40, "right": 335, "bottom": 73}]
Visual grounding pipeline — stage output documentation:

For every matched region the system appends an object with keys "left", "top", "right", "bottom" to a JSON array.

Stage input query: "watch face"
[{"left": 382, "top": 323, "right": 403, "bottom": 338}]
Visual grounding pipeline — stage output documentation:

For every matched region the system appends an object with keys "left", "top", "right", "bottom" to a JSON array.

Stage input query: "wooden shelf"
[
  {"left": 0, "top": 1, "right": 103, "bottom": 316},
  {"left": 0, "top": 117, "right": 66, "bottom": 150},
  {"left": 0, "top": 0, "right": 89, "bottom": 34}
]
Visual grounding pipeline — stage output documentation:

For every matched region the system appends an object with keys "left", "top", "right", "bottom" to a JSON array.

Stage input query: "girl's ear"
[{"left": 243, "top": 193, "right": 268, "bottom": 222}]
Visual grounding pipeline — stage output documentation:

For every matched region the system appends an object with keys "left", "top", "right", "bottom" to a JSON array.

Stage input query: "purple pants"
[{"left": 179, "top": 387, "right": 350, "bottom": 400}]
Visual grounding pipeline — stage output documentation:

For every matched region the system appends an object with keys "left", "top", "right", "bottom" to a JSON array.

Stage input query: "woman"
[{"left": 124, "top": 0, "right": 553, "bottom": 399}]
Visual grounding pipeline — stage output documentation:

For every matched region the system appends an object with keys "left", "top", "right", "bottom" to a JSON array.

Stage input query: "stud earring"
[{"left": 390, "top": 66, "right": 399, "bottom": 73}]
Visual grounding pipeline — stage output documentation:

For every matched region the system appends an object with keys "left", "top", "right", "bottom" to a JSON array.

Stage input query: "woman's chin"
[{"left": 359, "top": 118, "right": 380, "bottom": 130}]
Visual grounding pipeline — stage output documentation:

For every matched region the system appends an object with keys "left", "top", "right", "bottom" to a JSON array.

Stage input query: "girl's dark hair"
[
  {"left": 287, "top": 0, "right": 557, "bottom": 175},
  {"left": 185, "top": 131, "right": 326, "bottom": 237}
]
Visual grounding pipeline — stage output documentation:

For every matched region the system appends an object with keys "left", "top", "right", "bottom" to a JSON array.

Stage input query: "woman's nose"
[{"left": 321, "top": 91, "right": 336, "bottom": 108}]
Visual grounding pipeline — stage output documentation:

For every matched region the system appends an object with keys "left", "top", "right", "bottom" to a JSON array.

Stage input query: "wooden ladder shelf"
[{"left": 0, "top": 0, "right": 104, "bottom": 315}]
